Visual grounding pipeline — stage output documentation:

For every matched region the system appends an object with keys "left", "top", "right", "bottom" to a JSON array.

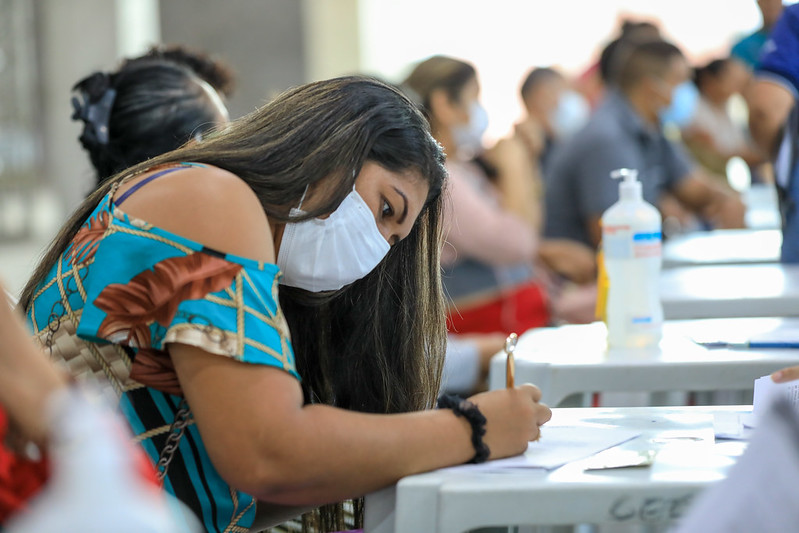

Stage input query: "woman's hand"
[
  {"left": 772, "top": 366, "right": 799, "bottom": 383},
  {"left": 466, "top": 384, "right": 552, "bottom": 459}
]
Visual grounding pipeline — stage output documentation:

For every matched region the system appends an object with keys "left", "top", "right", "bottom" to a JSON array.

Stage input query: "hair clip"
[{"left": 71, "top": 87, "right": 117, "bottom": 145}]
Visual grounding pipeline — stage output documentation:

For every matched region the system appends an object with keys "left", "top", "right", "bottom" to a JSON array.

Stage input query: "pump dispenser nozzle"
[{"left": 610, "top": 168, "right": 641, "bottom": 201}]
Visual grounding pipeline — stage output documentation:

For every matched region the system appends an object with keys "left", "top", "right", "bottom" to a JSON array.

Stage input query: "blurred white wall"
[
  {"left": 159, "top": 0, "right": 306, "bottom": 119},
  {"left": 36, "top": 0, "right": 162, "bottom": 225},
  {"left": 357, "top": 0, "right": 774, "bottom": 142},
  {"left": 26, "top": 0, "right": 791, "bottom": 218},
  {"left": 2, "top": 0, "right": 792, "bottom": 295},
  {"left": 302, "top": 0, "right": 361, "bottom": 82}
]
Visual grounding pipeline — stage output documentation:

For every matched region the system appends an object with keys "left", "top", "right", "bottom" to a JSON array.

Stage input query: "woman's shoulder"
[{"left": 113, "top": 164, "right": 275, "bottom": 264}]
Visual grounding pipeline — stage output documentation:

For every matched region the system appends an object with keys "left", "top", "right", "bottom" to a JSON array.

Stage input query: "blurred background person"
[
  {"left": 731, "top": 0, "right": 786, "bottom": 71},
  {"left": 725, "top": 0, "right": 786, "bottom": 188},
  {"left": 439, "top": 332, "right": 506, "bottom": 396},
  {"left": 681, "top": 57, "right": 765, "bottom": 187},
  {"left": 746, "top": 2, "right": 799, "bottom": 262},
  {"left": 0, "top": 282, "right": 199, "bottom": 532},
  {"left": 71, "top": 46, "right": 377, "bottom": 532},
  {"left": 575, "top": 18, "right": 663, "bottom": 111},
  {"left": 544, "top": 40, "right": 746, "bottom": 249},
  {"left": 72, "top": 44, "right": 233, "bottom": 190},
  {"left": 518, "top": 66, "right": 591, "bottom": 172},
  {"left": 402, "top": 55, "right": 597, "bottom": 341}
]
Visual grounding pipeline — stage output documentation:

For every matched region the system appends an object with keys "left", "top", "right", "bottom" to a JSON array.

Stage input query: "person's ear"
[{"left": 429, "top": 88, "right": 464, "bottom": 128}]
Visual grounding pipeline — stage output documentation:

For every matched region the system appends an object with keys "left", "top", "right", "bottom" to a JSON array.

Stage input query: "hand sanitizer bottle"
[{"left": 601, "top": 168, "right": 663, "bottom": 348}]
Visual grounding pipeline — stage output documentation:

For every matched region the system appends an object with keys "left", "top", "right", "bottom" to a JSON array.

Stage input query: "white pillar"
[
  {"left": 301, "top": 0, "right": 361, "bottom": 82},
  {"left": 38, "top": 0, "right": 160, "bottom": 218}
]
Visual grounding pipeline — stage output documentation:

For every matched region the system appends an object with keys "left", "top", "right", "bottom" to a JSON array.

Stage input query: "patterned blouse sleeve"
[{"left": 72, "top": 210, "right": 298, "bottom": 380}]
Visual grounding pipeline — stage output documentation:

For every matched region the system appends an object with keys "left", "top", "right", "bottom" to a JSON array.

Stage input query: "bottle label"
[
  {"left": 603, "top": 226, "right": 661, "bottom": 259},
  {"left": 632, "top": 231, "right": 662, "bottom": 258},
  {"left": 603, "top": 225, "right": 633, "bottom": 258}
]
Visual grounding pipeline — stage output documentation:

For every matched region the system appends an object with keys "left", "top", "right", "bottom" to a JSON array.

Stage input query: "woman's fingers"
[
  {"left": 518, "top": 382, "right": 542, "bottom": 403},
  {"left": 772, "top": 365, "right": 799, "bottom": 383}
]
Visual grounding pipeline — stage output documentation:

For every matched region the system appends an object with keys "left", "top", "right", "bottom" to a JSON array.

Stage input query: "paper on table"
[
  {"left": 441, "top": 426, "right": 641, "bottom": 472},
  {"left": 673, "top": 400, "right": 799, "bottom": 533},
  {"left": 713, "top": 411, "right": 753, "bottom": 440},
  {"left": 749, "top": 375, "right": 799, "bottom": 428}
]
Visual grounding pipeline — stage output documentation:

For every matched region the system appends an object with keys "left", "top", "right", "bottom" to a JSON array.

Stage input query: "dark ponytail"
[{"left": 71, "top": 60, "right": 224, "bottom": 186}]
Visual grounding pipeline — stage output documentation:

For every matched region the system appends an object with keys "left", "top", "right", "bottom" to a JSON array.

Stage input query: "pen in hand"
[{"left": 505, "top": 333, "right": 518, "bottom": 389}]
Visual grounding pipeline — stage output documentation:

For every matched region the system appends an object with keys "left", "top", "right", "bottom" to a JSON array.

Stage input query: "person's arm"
[
  {"left": 537, "top": 239, "right": 597, "bottom": 285},
  {"left": 585, "top": 215, "right": 604, "bottom": 248},
  {"left": 732, "top": 142, "right": 767, "bottom": 168},
  {"left": 0, "top": 283, "right": 68, "bottom": 446},
  {"left": 772, "top": 366, "right": 799, "bottom": 383},
  {"left": 670, "top": 171, "right": 746, "bottom": 229},
  {"left": 747, "top": 4, "right": 799, "bottom": 157},
  {"left": 746, "top": 79, "right": 795, "bottom": 157},
  {"left": 171, "top": 346, "right": 548, "bottom": 505},
  {"left": 484, "top": 132, "right": 543, "bottom": 229},
  {"left": 117, "top": 165, "right": 551, "bottom": 506},
  {"left": 444, "top": 162, "right": 538, "bottom": 265}
]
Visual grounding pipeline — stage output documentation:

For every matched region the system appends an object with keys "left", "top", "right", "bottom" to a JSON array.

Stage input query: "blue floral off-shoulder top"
[{"left": 26, "top": 165, "right": 298, "bottom": 532}]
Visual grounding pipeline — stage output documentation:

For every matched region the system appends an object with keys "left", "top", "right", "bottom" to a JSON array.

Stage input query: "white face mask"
[
  {"left": 453, "top": 101, "right": 489, "bottom": 157},
  {"left": 549, "top": 90, "right": 590, "bottom": 140},
  {"left": 276, "top": 187, "right": 390, "bottom": 292}
]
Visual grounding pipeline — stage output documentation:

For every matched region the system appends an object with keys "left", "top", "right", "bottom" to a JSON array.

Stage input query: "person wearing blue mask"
[{"left": 544, "top": 40, "right": 746, "bottom": 249}]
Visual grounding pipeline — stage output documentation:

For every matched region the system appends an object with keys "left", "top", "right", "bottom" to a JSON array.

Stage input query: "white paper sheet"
[
  {"left": 750, "top": 375, "right": 799, "bottom": 428},
  {"left": 441, "top": 426, "right": 641, "bottom": 472},
  {"left": 713, "top": 411, "right": 753, "bottom": 440},
  {"left": 674, "top": 400, "right": 799, "bottom": 533}
]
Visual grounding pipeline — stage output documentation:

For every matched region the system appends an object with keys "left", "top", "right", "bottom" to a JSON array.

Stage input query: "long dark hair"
[
  {"left": 25, "top": 74, "right": 447, "bottom": 410},
  {"left": 22, "top": 75, "right": 447, "bottom": 531}
]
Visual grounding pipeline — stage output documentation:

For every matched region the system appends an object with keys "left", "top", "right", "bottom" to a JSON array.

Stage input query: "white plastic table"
[
  {"left": 742, "top": 182, "right": 781, "bottom": 230},
  {"left": 364, "top": 406, "right": 747, "bottom": 533},
  {"left": 660, "top": 263, "right": 799, "bottom": 319},
  {"left": 662, "top": 229, "right": 781, "bottom": 268},
  {"left": 486, "top": 318, "right": 799, "bottom": 407}
]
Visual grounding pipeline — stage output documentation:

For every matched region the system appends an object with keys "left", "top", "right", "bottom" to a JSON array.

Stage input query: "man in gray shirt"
[{"left": 544, "top": 40, "right": 745, "bottom": 248}]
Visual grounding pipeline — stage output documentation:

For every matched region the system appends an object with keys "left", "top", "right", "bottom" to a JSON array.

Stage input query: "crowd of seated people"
[{"left": 5, "top": 4, "right": 799, "bottom": 532}]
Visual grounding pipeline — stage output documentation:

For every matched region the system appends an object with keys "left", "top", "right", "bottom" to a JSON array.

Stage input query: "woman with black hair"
[
  {"left": 14, "top": 76, "right": 550, "bottom": 533},
  {"left": 71, "top": 45, "right": 232, "bottom": 188}
]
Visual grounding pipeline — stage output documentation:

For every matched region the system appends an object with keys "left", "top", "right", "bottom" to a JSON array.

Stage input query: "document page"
[
  {"left": 750, "top": 375, "right": 799, "bottom": 427},
  {"left": 442, "top": 426, "right": 641, "bottom": 472}
]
